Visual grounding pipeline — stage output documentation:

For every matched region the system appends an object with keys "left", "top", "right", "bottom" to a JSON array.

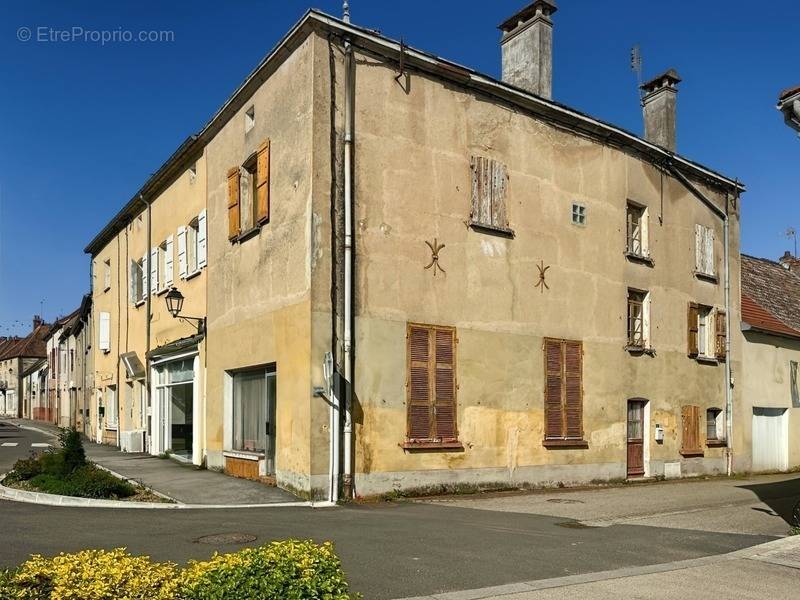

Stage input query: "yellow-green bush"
[{"left": 0, "top": 541, "right": 357, "bottom": 600}]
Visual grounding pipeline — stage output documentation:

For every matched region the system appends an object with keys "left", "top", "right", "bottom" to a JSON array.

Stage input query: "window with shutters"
[
  {"left": 103, "top": 259, "right": 112, "bottom": 292},
  {"left": 625, "top": 202, "right": 651, "bottom": 262},
  {"left": 130, "top": 258, "right": 144, "bottom": 306},
  {"left": 98, "top": 312, "right": 111, "bottom": 354},
  {"left": 228, "top": 139, "right": 270, "bottom": 242},
  {"left": 626, "top": 289, "right": 651, "bottom": 352},
  {"left": 469, "top": 156, "right": 513, "bottom": 236},
  {"left": 694, "top": 224, "right": 716, "bottom": 280},
  {"left": 688, "top": 303, "right": 722, "bottom": 361},
  {"left": 680, "top": 404, "right": 703, "bottom": 456},
  {"left": 543, "top": 338, "right": 588, "bottom": 448},
  {"left": 404, "top": 323, "right": 461, "bottom": 449},
  {"left": 180, "top": 210, "right": 207, "bottom": 278},
  {"left": 157, "top": 237, "right": 173, "bottom": 293}
]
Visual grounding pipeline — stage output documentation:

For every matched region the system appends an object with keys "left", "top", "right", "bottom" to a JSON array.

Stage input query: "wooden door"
[{"left": 627, "top": 400, "right": 645, "bottom": 477}]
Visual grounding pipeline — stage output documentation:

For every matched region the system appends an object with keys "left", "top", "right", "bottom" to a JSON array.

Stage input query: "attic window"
[
  {"left": 572, "top": 203, "right": 586, "bottom": 226},
  {"left": 245, "top": 106, "right": 255, "bottom": 134},
  {"left": 189, "top": 163, "right": 197, "bottom": 182}
]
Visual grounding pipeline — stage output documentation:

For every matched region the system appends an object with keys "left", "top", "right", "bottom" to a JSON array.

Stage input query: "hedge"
[{"left": 0, "top": 541, "right": 357, "bottom": 599}]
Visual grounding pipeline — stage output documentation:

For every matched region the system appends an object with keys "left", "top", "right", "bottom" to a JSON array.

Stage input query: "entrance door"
[
  {"left": 153, "top": 357, "right": 195, "bottom": 459},
  {"left": 627, "top": 400, "right": 645, "bottom": 477},
  {"left": 752, "top": 407, "right": 788, "bottom": 471}
]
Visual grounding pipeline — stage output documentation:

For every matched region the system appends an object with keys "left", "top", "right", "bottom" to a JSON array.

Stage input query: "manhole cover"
[
  {"left": 547, "top": 498, "right": 584, "bottom": 504},
  {"left": 194, "top": 533, "right": 257, "bottom": 545}
]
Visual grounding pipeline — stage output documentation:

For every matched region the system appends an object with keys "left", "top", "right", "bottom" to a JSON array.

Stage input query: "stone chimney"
[
  {"left": 640, "top": 69, "right": 681, "bottom": 151},
  {"left": 779, "top": 251, "right": 800, "bottom": 271},
  {"left": 499, "top": 1, "right": 557, "bottom": 99},
  {"left": 32, "top": 315, "right": 43, "bottom": 329}
]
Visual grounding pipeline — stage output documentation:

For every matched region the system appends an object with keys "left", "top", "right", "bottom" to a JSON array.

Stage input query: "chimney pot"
[
  {"left": 32, "top": 315, "right": 43, "bottom": 330},
  {"left": 641, "top": 69, "right": 681, "bottom": 151},
  {"left": 779, "top": 251, "right": 800, "bottom": 271},
  {"left": 499, "top": 1, "right": 558, "bottom": 99}
]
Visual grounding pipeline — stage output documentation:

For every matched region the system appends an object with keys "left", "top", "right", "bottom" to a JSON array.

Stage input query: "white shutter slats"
[
  {"left": 129, "top": 261, "right": 136, "bottom": 305},
  {"left": 177, "top": 226, "right": 188, "bottom": 278},
  {"left": 141, "top": 253, "right": 148, "bottom": 301},
  {"left": 150, "top": 247, "right": 159, "bottom": 293},
  {"left": 695, "top": 224, "right": 704, "bottom": 273},
  {"left": 99, "top": 312, "right": 110, "bottom": 352},
  {"left": 197, "top": 209, "right": 207, "bottom": 269},
  {"left": 165, "top": 235, "right": 174, "bottom": 286},
  {"left": 706, "top": 227, "right": 715, "bottom": 276}
]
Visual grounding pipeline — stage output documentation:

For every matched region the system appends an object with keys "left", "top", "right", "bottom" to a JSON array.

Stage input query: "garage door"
[{"left": 752, "top": 407, "right": 788, "bottom": 472}]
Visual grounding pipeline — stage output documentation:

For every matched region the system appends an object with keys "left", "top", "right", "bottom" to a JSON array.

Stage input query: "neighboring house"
[
  {"left": 0, "top": 317, "right": 51, "bottom": 419},
  {"left": 83, "top": 3, "right": 744, "bottom": 499},
  {"left": 739, "top": 253, "right": 800, "bottom": 472},
  {"left": 777, "top": 85, "right": 800, "bottom": 135},
  {"left": 21, "top": 358, "right": 47, "bottom": 422},
  {"left": 44, "top": 311, "right": 80, "bottom": 427}
]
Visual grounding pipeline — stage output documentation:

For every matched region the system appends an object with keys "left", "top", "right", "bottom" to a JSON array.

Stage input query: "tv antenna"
[
  {"left": 785, "top": 227, "right": 797, "bottom": 257},
  {"left": 631, "top": 44, "right": 643, "bottom": 103}
]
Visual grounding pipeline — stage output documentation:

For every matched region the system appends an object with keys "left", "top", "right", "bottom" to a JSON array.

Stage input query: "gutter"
[{"left": 667, "top": 163, "right": 735, "bottom": 476}]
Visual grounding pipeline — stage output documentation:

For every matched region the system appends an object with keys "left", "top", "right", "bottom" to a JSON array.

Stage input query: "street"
[{"left": 2, "top": 423, "right": 799, "bottom": 599}]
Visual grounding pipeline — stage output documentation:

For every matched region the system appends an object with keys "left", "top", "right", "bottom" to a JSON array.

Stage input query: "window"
[
  {"left": 680, "top": 405, "right": 702, "bottom": 456},
  {"left": 149, "top": 246, "right": 159, "bottom": 295},
  {"left": 244, "top": 105, "right": 255, "bottom": 134},
  {"left": 405, "top": 323, "right": 459, "bottom": 447},
  {"left": 103, "top": 259, "right": 111, "bottom": 291},
  {"left": 178, "top": 210, "right": 207, "bottom": 278},
  {"left": 157, "top": 237, "right": 173, "bottom": 292},
  {"left": 543, "top": 338, "right": 587, "bottom": 447},
  {"left": 227, "top": 140, "right": 270, "bottom": 241},
  {"left": 69, "top": 349, "right": 74, "bottom": 373},
  {"left": 695, "top": 224, "right": 716, "bottom": 278},
  {"left": 571, "top": 202, "right": 586, "bottom": 226},
  {"left": 706, "top": 408, "right": 723, "bottom": 442},
  {"left": 98, "top": 312, "right": 110, "bottom": 353},
  {"left": 469, "top": 156, "right": 511, "bottom": 234},
  {"left": 791, "top": 361, "right": 799, "bottom": 407},
  {"left": 697, "top": 306, "right": 711, "bottom": 357},
  {"left": 188, "top": 162, "right": 197, "bottom": 183},
  {"left": 627, "top": 289, "right": 650, "bottom": 350},
  {"left": 232, "top": 367, "right": 276, "bottom": 454},
  {"left": 626, "top": 202, "right": 648, "bottom": 258},
  {"left": 105, "top": 385, "right": 118, "bottom": 429},
  {"left": 130, "top": 258, "right": 144, "bottom": 304}
]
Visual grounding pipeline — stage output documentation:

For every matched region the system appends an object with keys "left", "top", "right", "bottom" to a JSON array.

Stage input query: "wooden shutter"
[
  {"left": 197, "top": 209, "right": 207, "bottom": 268},
  {"left": 470, "top": 156, "right": 508, "bottom": 229},
  {"left": 227, "top": 167, "right": 241, "bottom": 240},
  {"left": 407, "top": 325, "right": 432, "bottom": 441},
  {"left": 177, "top": 226, "right": 188, "bottom": 278},
  {"left": 164, "top": 235, "right": 174, "bottom": 287},
  {"left": 433, "top": 328, "right": 457, "bottom": 441},
  {"left": 256, "top": 139, "right": 270, "bottom": 224},
  {"left": 680, "top": 405, "right": 702, "bottom": 455},
  {"left": 715, "top": 309, "right": 727, "bottom": 360},
  {"left": 544, "top": 338, "right": 564, "bottom": 439},
  {"left": 687, "top": 303, "right": 699, "bottom": 356},
  {"left": 563, "top": 340, "right": 583, "bottom": 439}
]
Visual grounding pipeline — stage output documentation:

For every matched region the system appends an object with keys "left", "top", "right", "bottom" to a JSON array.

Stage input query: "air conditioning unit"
[{"left": 120, "top": 430, "right": 146, "bottom": 453}]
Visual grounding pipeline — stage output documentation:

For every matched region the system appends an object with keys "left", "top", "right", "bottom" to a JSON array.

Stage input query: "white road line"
[
  {"left": 1, "top": 442, "right": 18, "bottom": 447},
  {"left": 31, "top": 443, "right": 51, "bottom": 448}
]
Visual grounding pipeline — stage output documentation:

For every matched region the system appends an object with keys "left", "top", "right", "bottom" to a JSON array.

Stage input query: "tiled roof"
[
  {"left": 741, "top": 254, "right": 800, "bottom": 338},
  {"left": 0, "top": 323, "right": 52, "bottom": 361}
]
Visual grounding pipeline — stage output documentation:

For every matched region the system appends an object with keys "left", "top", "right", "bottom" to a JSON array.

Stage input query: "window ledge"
[
  {"left": 401, "top": 440, "right": 464, "bottom": 451},
  {"left": 695, "top": 355, "right": 719, "bottom": 365},
  {"left": 184, "top": 269, "right": 202, "bottom": 281},
  {"left": 105, "top": 425, "right": 118, "bottom": 432},
  {"left": 624, "top": 251, "right": 654, "bottom": 267},
  {"left": 468, "top": 221, "right": 515, "bottom": 239},
  {"left": 679, "top": 449, "right": 704, "bottom": 457},
  {"left": 625, "top": 345, "right": 656, "bottom": 356},
  {"left": 234, "top": 227, "right": 260, "bottom": 244},
  {"left": 134, "top": 300, "right": 145, "bottom": 308},
  {"left": 223, "top": 450, "right": 263, "bottom": 461},
  {"left": 156, "top": 287, "right": 169, "bottom": 296},
  {"left": 103, "top": 286, "right": 111, "bottom": 293},
  {"left": 694, "top": 271, "right": 718, "bottom": 283},
  {"left": 706, "top": 440, "right": 727, "bottom": 448},
  {"left": 543, "top": 438, "right": 589, "bottom": 449}
]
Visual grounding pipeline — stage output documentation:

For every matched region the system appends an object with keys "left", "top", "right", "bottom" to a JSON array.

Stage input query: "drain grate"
[{"left": 195, "top": 533, "right": 257, "bottom": 545}]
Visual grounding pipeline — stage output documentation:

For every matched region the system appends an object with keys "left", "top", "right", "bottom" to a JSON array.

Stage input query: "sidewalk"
[{"left": 9, "top": 419, "right": 299, "bottom": 506}]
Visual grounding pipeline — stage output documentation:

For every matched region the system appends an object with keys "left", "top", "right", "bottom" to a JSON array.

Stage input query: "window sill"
[
  {"left": 625, "top": 345, "right": 656, "bottom": 356},
  {"left": 695, "top": 355, "right": 719, "bottom": 365},
  {"left": 543, "top": 438, "right": 589, "bottom": 449},
  {"left": 706, "top": 440, "right": 727, "bottom": 448},
  {"left": 400, "top": 440, "right": 464, "bottom": 451},
  {"left": 103, "top": 286, "right": 111, "bottom": 293},
  {"left": 624, "top": 251, "right": 654, "bottom": 267},
  {"left": 233, "top": 226, "right": 261, "bottom": 244},
  {"left": 223, "top": 450, "right": 263, "bottom": 461},
  {"left": 156, "top": 287, "right": 169, "bottom": 296},
  {"left": 468, "top": 221, "right": 515, "bottom": 239},
  {"left": 184, "top": 269, "right": 202, "bottom": 281},
  {"left": 105, "top": 425, "right": 118, "bottom": 432},
  {"left": 694, "top": 271, "right": 718, "bottom": 283},
  {"left": 679, "top": 449, "right": 704, "bottom": 457},
  {"left": 133, "top": 300, "right": 145, "bottom": 308}
]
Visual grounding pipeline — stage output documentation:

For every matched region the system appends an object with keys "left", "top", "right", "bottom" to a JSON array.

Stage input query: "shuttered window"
[
  {"left": 715, "top": 309, "right": 727, "bottom": 360},
  {"left": 695, "top": 224, "right": 715, "bottom": 277},
  {"left": 543, "top": 338, "right": 587, "bottom": 447},
  {"left": 405, "top": 323, "right": 459, "bottom": 447},
  {"left": 626, "top": 202, "right": 648, "bottom": 257},
  {"left": 680, "top": 405, "right": 703, "bottom": 456},
  {"left": 98, "top": 312, "right": 111, "bottom": 353},
  {"left": 469, "top": 156, "right": 511, "bottom": 233},
  {"left": 687, "top": 303, "right": 699, "bottom": 356},
  {"left": 256, "top": 139, "right": 270, "bottom": 224},
  {"left": 227, "top": 167, "right": 241, "bottom": 240}
]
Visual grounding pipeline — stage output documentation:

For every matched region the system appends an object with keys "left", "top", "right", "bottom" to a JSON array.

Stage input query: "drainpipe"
[
  {"left": 341, "top": 32, "right": 355, "bottom": 499},
  {"left": 667, "top": 163, "right": 735, "bottom": 475},
  {"left": 142, "top": 194, "right": 153, "bottom": 450}
]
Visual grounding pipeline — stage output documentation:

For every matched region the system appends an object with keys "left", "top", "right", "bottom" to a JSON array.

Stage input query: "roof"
[
  {"left": 0, "top": 322, "right": 52, "bottom": 361},
  {"left": 741, "top": 254, "right": 800, "bottom": 339},
  {"left": 84, "top": 8, "right": 745, "bottom": 256},
  {"left": 44, "top": 309, "right": 80, "bottom": 343},
  {"left": 779, "top": 85, "right": 800, "bottom": 103}
]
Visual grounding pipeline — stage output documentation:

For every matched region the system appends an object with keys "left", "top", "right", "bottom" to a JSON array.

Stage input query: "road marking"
[
  {"left": 1, "top": 442, "right": 18, "bottom": 447},
  {"left": 31, "top": 443, "right": 51, "bottom": 448}
]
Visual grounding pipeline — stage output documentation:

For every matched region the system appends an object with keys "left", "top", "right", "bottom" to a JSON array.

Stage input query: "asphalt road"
[{"left": 0, "top": 423, "right": 785, "bottom": 599}]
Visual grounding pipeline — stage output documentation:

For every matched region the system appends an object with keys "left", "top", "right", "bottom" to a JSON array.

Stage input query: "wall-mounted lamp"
[{"left": 165, "top": 287, "right": 206, "bottom": 335}]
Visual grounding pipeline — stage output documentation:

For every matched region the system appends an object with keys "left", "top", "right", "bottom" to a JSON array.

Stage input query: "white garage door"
[{"left": 752, "top": 407, "right": 788, "bottom": 472}]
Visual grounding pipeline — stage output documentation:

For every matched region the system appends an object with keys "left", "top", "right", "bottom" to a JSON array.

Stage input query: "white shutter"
[
  {"left": 705, "top": 227, "right": 715, "bottom": 276},
  {"left": 99, "top": 312, "right": 110, "bottom": 352},
  {"left": 165, "top": 235, "right": 174, "bottom": 286},
  {"left": 129, "top": 261, "right": 136, "bottom": 305},
  {"left": 150, "top": 247, "right": 159, "bottom": 293},
  {"left": 177, "top": 226, "right": 188, "bottom": 278},
  {"left": 695, "top": 224, "right": 704, "bottom": 273},
  {"left": 141, "top": 253, "right": 148, "bottom": 301},
  {"left": 197, "top": 209, "right": 207, "bottom": 269}
]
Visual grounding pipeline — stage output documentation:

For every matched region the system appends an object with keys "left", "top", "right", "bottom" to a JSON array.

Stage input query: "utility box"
[{"left": 654, "top": 424, "right": 665, "bottom": 442}]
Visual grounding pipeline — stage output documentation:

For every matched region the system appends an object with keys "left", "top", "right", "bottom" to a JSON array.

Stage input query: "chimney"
[
  {"left": 640, "top": 69, "right": 681, "bottom": 151},
  {"left": 32, "top": 315, "right": 43, "bottom": 329},
  {"left": 499, "top": 1, "right": 557, "bottom": 99},
  {"left": 779, "top": 251, "right": 800, "bottom": 271}
]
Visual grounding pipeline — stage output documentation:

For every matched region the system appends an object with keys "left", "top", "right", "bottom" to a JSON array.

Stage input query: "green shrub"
[
  {"left": 26, "top": 465, "right": 135, "bottom": 499},
  {"left": 177, "top": 540, "right": 356, "bottom": 600},
  {"left": 39, "top": 450, "right": 66, "bottom": 478},
  {"left": 10, "top": 455, "right": 42, "bottom": 481},
  {"left": 58, "top": 427, "right": 86, "bottom": 474}
]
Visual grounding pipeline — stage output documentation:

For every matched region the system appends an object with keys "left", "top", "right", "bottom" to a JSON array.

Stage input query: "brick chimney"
[
  {"left": 779, "top": 251, "right": 800, "bottom": 271},
  {"left": 32, "top": 315, "right": 43, "bottom": 329},
  {"left": 499, "top": 1, "right": 557, "bottom": 99},
  {"left": 641, "top": 69, "right": 681, "bottom": 151}
]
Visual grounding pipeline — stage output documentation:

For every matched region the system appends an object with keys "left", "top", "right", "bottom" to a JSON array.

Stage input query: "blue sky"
[{"left": 1, "top": 1, "right": 798, "bottom": 335}]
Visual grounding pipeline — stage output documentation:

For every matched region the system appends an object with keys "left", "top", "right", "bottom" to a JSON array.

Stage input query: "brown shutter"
[
  {"left": 687, "top": 302, "right": 699, "bottom": 356},
  {"left": 681, "top": 405, "right": 702, "bottom": 455},
  {"left": 563, "top": 340, "right": 583, "bottom": 439},
  {"left": 227, "top": 167, "right": 241, "bottom": 240},
  {"left": 433, "top": 328, "right": 457, "bottom": 441},
  {"left": 715, "top": 309, "right": 727, "bottom": 360},
  {"left": 256, "top": 139, "right": 270, "bottom": 224},
  {"left": 407, "top": 325, "right": 432, "bottom": 440},
  {"left": 544, "top": 338, "right": 564, "bottom": 439}
]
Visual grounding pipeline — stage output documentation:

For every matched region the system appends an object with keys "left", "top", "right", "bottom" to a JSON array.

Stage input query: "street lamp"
[{"left": 164, "top": 287, "right": 205, "bottom": 335}]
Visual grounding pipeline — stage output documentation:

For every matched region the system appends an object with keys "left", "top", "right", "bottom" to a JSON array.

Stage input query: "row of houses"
[{"left": 4, "top": 3, "right": 799, "bottom": 500}]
